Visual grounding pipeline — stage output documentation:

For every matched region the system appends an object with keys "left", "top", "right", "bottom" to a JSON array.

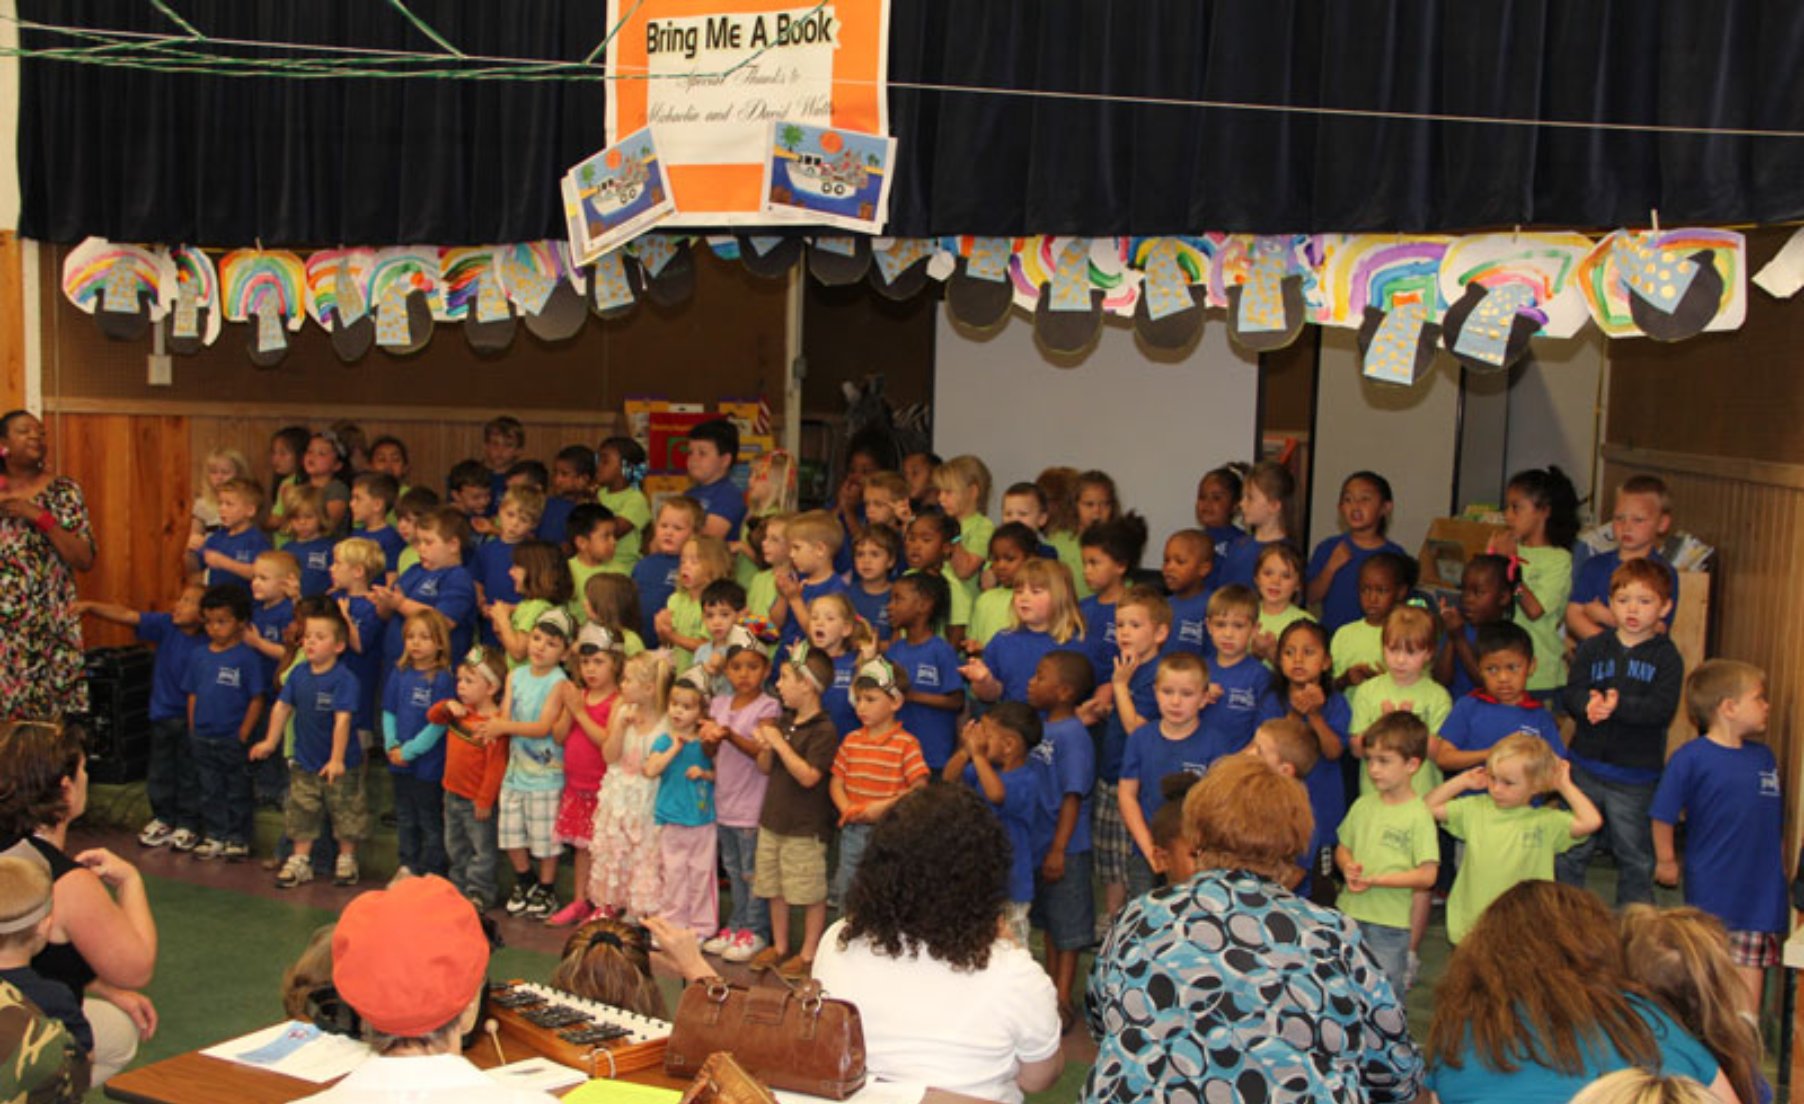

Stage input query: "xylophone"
[{"left": 486, "top": 980, "right": 671, "bottom": 1079}]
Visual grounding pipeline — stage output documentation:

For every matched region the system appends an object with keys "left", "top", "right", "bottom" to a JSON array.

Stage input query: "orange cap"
[{"left": 332, "top": 875, "right": 488, "bottom": 1037}]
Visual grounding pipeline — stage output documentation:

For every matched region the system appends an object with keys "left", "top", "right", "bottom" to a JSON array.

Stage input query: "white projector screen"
[{"left": 933, "top": 308, "right": 1261, "bottom": 559}]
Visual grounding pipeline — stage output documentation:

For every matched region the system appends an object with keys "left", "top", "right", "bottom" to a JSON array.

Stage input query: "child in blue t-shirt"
[
  {"left": 1077, "top": 516, "right": 1147, "bottom": 699},
  {"left": 1566, "top": 475, "right": 1679, "bottom": 642},
  {"left": 771, "top": 510, "right": 850, "bottom": 657},
  {"left": 80, "top": 583, "right": 207, "bottom": 850},
  {"left": 1259, "top": 618, "right": 1352, "bottom": 896},
  {"left": 253, "top": 609, "right": 364, "bottom": 888},
  {"left": 1652, "top": 660, "right": 1788, "bottom": 1015},
  {"left": 1307, "top": 471, "right": 1408, "bottom": 635},
  {"left": 846, "top": 525, "right": 898, "bottom": 643},
  {"left": 964, "top": 558, "right": 1085, "bottom": 706},
  {"left": 375, "top": 507, "right": 479, "bottom": 669},
  {"left": 181, "top": 585, "right": 267, "bottom": 860},
  {"left": 1212, "top": 461, "right": 1295, "bottom": 590},
  {"left": 685, "top": 419, "right": 748, "bottom": 543},
  {"left": 1199, "top": 585, "right": 1274, "bottom": 754},
  {"left": 1026, "top": 649, "right": 1096, "bottom": 1027},
  {"left": 187, "top": 478, "right": 269, "bottom": 590},
  {"left": 632, "top": 497, "right": 703, "bottom": 643},
  {"left": 883, "top": 572, "right": 965, "bottom": 771},
  {"left": 1160, "top": 530, "right": 1215, "bottom": 659},
  {"left": 945, "top": 703, "right": 1046, "bottom": 947},
  {"left": 330, "top": 538, "right": 386, "bottom": 745},
  {"left": 1194, "top": 467, "right": 1246, "bottom": 576},
  {"left": 383, "top": 610, "right": 457, "bottom": 879},
  {"left": 1433, "top": 622, "right": 1565, "bottom": 779},
  {"left": 1118, "top": 653, "right": 1217, "bottom": 900},
  {"left": 281, "top": 486, "right": 337, "bottom": 599},
  {"left": 349, "top": 472, "right": 406, "bottom": 582},
  {"left": 1434, "top": 554, "right": 1513, "bottom": 700},
  {"left": 541, "top": 444, "right": 597, "bottom": 546},
  {"left": 473, "top": 486, "right": 544, "bottom": 644}
]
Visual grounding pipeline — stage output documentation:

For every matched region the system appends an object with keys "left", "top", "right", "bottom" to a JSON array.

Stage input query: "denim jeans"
[
  {"left": 190, "top": 736, "right": 252, "bottom": 845},
  {"left": 392, "top": 774, "right": 448, "bottom": 876},
  {"left": 1126, "top": 849, "right": 1161, "bottom": 901},
  {"left": 830, "top": 823, "right": 873, "bottom": 909},
  {"left": 444, "top": 792, "right": 500, "bottom": 909},
  {"left": 1555, "top": 762, "right": 1657, "bottom": 905},
  {"left": 145, "top": 717, "right": 199, "bottom": 831},
  {"left": 1356, "top": 921, "right": 1412, "bottom": 998},
  {"left": 719, "top": 826, "right": 769, "bottom": 938}
]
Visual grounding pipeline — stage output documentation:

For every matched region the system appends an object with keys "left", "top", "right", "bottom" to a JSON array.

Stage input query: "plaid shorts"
[
  {"left": 1093, "top": 780, "right": 1130, "bottom": 885},
  {"left": 496, "top": 788, "right": 562, "bottom": 859},
  {"left": 1728, "top": 929, "right": 1781, "bottom": 968}
]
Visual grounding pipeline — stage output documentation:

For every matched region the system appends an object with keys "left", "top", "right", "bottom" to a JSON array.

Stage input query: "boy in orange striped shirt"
[{"left": 829, "top": 656, "right": 930, "bottom": 906}]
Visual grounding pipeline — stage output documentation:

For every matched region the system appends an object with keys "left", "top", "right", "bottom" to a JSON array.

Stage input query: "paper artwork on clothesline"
[
  {"left": 1435, "top": 232, "right": 1591, "bottom": 371},
  {"left": 1576, "top": 228, "right": 1745, "bottom": 341},
  {"left": 364, "top": 247, "right": 444, "bottom": 354},
  {"left": 164, "top": 245, "right": 221, "bottom": 352},
  {"left": 62, "top": 237, "right": 171, "bottom": 342},
  {"left": 1128, "top": 238, "right": 1209, "bottom": 350},
  {"left": 1215, "top": 234, "right": 1324, "bottom": 352},
  {"left": 219, "top": 248, "right": 306, "bottom": 365},
  {"left": 1315, "top": 235, "right": 1452, "bottom": 385},
  {"left": 761, "top": 121, "right": 897, "bottom": 234},
  {"left": 563, "top": 127, "right": 676, "bottom": 268}
]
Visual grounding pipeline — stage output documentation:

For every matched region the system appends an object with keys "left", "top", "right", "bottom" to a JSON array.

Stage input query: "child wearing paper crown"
[
  {"left": 828, "top": 655, "right": 929, "bottom": 908},
  {"left": 430, "top": 646, "right": 508, "bottom": 911},
  {"left": 646, "top": 667, "right": 719, "bottom": 939}
]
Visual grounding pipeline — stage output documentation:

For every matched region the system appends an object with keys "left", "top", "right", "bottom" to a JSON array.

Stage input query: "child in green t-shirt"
[
  {"left": 489, "top": 541, "right": 572, "bottom": 669},
  {"left": 1336, "top": 712, "right": 1439, "bottom": 998},
  {"left": 1428, "top": 732, "right": 1601, "bottom": 945}
]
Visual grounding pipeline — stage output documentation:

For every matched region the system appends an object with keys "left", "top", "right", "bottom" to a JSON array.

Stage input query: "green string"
[
  {"left": 382, "top": 0, "right": 465, "bottom": 59},
  {"left": 145, "top": 0, "right": 202, "bottom": 39},
  {"left": 581, "top": 0, "right": 645, "bottom": 67}
]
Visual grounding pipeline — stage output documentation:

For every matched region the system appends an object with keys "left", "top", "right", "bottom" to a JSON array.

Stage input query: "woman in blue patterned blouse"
[{"left": 1082, "top": 754, "right": 1423, "bottom": 1103}]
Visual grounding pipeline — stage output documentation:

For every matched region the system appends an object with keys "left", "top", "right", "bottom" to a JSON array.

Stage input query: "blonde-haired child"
[
  {"left": 1213, "top": 460, "right": 1296, "bottom": 590},
  {"left": 1427, "top": 733, "right": 1601, "bottom": 945},
  {"left": 245, "top": 550, "right": 300, "bottom": 682},
  {"left": 771, "top": 509, "right": 848, "bottom": 655},
  {"left": 806, "top": 591, "right": 875, "bottom": 738},
  {"left": 656, "top": 535, "right": 731, "bottom": 670},
  {"left": 962, "top": 556, "right": 1085, "bottom": 705},
  {"left": 631, "top": 496, "right": 704, "bottom": 642},
  {"left": 589, "top": 651, "right": 674, "bottom": 921},
  {"left": 281, "top": 484, "right": 335, "bottom": 599},
  {"left": 581, "top": 572, "right": 647, "bottom": 655},
  {"left": 430, "top": 645, "right": 509, "bottom": 909},
  {"left": 549, "top": 626, "right": 625, "bottom": 926},
  {"left": 646, "top": 670, "right": 719, "bottom": 937},
  {"left": 745, "top": 512, "right": 793, "bottom": 621},
  {"left": 329, "top": 536, "right": 386, "bottom": 748},
  {"left": 933, "top": 455, "right": 994, "bottom": 603},
  {"left": 860, "top": 470, "right": 911, "bottom": 531},
  {"left": 188, "top": 476, "right": 270, "bottom": 588},
  {"left": 383, "top": 609, "right": 456, "bottom": 878},
  {"left": 475, "top": 484, "right": 546, "bottom": 630},
  {"left": 489, "top": 540, "right": 575, "bottom": 667},
  {"left": 192, "top": 446, "right": 253, "bottom": 544}
]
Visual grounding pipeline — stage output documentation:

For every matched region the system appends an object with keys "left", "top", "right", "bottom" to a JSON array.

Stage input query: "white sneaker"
[
  {"left": 723, "top": 931, "right": 767, "bottom": 964},
  {"left": 701, "top": 928, "right": 734, "bottom": 955},
  {"left": 137, "top": 819, "right": 173, "bottom": 847},
  {"left": 192, "top": 838, "right": 227, "bottom": 861},
  {"left": 169, "top": 828, "right": 200, "bottom": 852},
  {"left": 276, "top": 854, "right": 314, "bottom": 888}
]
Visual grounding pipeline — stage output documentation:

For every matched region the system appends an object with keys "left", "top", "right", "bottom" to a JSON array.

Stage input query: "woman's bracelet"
[{"left": 32, "top": 509, "right": 55, "bottom": 534}]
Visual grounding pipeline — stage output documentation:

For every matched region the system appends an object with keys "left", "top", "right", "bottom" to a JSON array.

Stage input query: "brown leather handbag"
[{"left": 664, "top": 976, "right": 867, "bottom": 1100}]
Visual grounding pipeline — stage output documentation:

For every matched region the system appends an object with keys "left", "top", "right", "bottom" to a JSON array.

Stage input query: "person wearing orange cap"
[{"left": 297, "top": 875, "right": 557, "bottom": 1102}]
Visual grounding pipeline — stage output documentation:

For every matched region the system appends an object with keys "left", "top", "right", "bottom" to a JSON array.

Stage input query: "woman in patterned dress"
[
  {"left": 0, "top": 412, "right": 95, "bottom": 721},
  {"left": 1082, "top": 754, "right": 1424, "bottom": 1104}
]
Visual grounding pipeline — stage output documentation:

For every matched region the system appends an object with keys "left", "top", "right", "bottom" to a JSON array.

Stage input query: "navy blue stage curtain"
[{"left": 18, "top": 0, "right": 1804, "bottom": 244}]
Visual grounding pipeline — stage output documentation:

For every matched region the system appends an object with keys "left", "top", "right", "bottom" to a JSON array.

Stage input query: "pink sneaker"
[
  {"left": 700, "top": 928, "right": 735, "bottom": 955},
  {"left": 544, "top": 899, "right": 593, "bottom": 927}
]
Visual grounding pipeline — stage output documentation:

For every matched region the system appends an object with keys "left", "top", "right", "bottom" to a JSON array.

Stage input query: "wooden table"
[{"left": 103, "top": 1035, "right": 691, "bottom": 1104}]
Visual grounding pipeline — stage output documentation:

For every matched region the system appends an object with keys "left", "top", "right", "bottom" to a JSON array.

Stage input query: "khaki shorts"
[
  {"left": 285, "top": 762, "right": 369, "bottom": 842},
  {"left": 753, "top": 829, "right": 828, "bottom": 905}
]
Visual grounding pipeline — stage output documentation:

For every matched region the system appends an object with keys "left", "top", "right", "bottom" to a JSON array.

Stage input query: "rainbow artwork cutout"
[
  {"left": 439, "top": 247, "right": 502, "bottom": 322},
  {"left": 1575, "top": 228, "right": 1746, "bottom": 338},
  {"left": 367, "top": 248, "right": 446, "bottom": 319},
  {"left": 1008, "top": 237, "right": 1141, "bottom": 316},
  {"left": 1314, "top": 235, "right": 1454, "bottom": 328},
  {"left": 164, "top": 246, "right": 221, "bottom": 344},
  {"left": 219, "top": 249, "right": 307, "bottom": 329},
  {"left": 61, "top": 237, "right": 170, "bottom": 319},
  {"left": 1207, "top": 234, "right": 1325, "bottom": 315},
  {"left": 303, "top": 249, "right": 375, "bottom": 330},
  {"left": 1437, "top": 233, "right": 1594, "bottom": 339},
  {"left": 495, "top": 241, "right": 587, "bottom": 317}
]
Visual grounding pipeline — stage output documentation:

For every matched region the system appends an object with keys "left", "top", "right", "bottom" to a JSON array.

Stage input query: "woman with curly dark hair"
[{"left": 812, "top": 784, "right": 1061, "bottom": 1104}]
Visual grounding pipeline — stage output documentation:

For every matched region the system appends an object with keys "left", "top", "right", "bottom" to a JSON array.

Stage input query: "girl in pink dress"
[
  {"left": 588, "top": 651, "right": 673, "bottom": 920},
  {"left": 546, "top": 625, "right": 623, "bottom": 925}
]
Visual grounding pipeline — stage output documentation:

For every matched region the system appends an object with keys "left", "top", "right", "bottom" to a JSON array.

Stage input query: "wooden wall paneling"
[
  {"left": 0, "top": 232, "right": 23, "bottom": 411},
  {"left": 1602, "top": 449, "right": 1804, "bottom": 869}
]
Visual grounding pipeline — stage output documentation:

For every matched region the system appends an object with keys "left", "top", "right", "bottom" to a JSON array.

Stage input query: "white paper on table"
[
  {"left": 486, "top": 1057, "right": 587, "bottom": 1093},
  {"left": 776, "top": 1080, "right": 928, "bottom": 1104},
  {"left": 200, "top": 1021, "right": 373, "bottom": 1083}
]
